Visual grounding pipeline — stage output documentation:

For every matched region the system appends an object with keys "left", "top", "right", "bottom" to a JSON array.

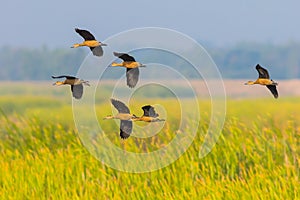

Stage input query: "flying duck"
[
  {"left": 52, "top": 75, "right": 90, "bottom": 99},
  {"left": 103, "top": 99, "right": 137, "bottom": 139},
  {"left": 111, "top": 52, "right": 146, "bottom": 88},
  {"left": 71, "top": 28, "right": 107, "bottom": 56},
  {"left": 245, "top": 64, "right": 278, "bottom": 98},
  {"left": 134, "top": 105, "right": 165, "bottom": 122}
]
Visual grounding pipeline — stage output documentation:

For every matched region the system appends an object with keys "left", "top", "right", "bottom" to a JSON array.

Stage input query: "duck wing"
[
  {"left": 71, "top": 84, "right": 83, "bottom": 99},
  {"left": 126, "top": 68, "right": 139, "bottom": 88},
  {"left": 90, "top": 46, "right": 104, "bottom": 57},
  {"left": 51, "top": 75, "right": 77, "bottom": 79},
  {"left": 266, "top": 85, "right": 278, "bottom": 99},
  {"left": 113, "top": 52, "right": 136, "bottom": 62},
  {"left": 120, "top": 120, "right": 132, "bottom": 139},
  {"left": 142, "top": 105, "right": 159, "bottom": 117},
  {"left": 256, "top": 64, "right": 270, "bottom": 79},
  {"left": 75, "top": 28, "right": 96, "bottom": 41},
  {"left": 111, "top": 99, "right": 130, "bottom": 114}
]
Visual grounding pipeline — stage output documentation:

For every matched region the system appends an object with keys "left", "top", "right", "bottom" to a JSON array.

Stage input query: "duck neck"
[
  {"left": 111, "top": 62, "right": 124, "bottom": 67},
  {"left": 72, "top": 43, "right": 83, "bottom": 48},
  {"left": 246, "top": 81, "right": 255, "bottom": 85},
  {"left": 54, "top": 81, "right": 65, "bottom": 86},
  {"left": 103, "top": 116, "right": 115, "bottom": 120}
]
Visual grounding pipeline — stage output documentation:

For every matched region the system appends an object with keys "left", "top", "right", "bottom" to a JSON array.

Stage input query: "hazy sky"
[{"left": 1, "top": 0, "right": 300, "bottom": 48}]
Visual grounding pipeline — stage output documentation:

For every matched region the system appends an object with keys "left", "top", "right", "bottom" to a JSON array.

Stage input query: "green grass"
[{"left": 0, "top": 87, "right": 299, "bottom": 199}]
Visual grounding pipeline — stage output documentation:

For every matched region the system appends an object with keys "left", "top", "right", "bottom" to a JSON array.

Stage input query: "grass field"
[{"left": 0, "top": 82, "right": 299, "bottom": 199}]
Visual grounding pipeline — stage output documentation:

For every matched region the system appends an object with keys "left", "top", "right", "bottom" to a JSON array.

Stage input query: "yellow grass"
[{"left": 0, "top": 83, "right": 299, "bottom": 199}]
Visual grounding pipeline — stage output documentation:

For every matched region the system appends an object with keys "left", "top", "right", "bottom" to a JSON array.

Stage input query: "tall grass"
[{"left": 0, "top": 95, "right": 299, "bottom": 199}]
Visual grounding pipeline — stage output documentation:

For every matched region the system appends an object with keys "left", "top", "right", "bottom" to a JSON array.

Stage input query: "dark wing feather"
[
  {"left": 111, "top": 99, "right": 130, "bottom": 114},
  {"left": 126, "top": 68, "right": 139, "bottom": 88},
  {"left": 51, "top": 75, "right": 77, "bottom": 79},
  {"left": 90, "top": 46, "right": 104, "bottom": 57},
  {"left": 142, "top": 105, "right": 159, "bottom": 117},
  {"left": 266, "top": 85, "right": 278, "bottom": 99},
  {"left": 71, "top": 84, "right": 83, "bottom": 99},
  {"left": 120, "top": 120, "right": 132, "bottom": 139},
  {"left": 113, "top": 52, "right": 136, "bottom": 62},
  {"left": 75, "top": 28, "right": 96, "bottom": 41},
  {"left": 256, "top": 64, "right": 270, "bottom": 79}
]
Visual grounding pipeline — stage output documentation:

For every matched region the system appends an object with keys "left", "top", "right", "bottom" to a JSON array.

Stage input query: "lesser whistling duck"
[
  {"left": 71, "top": 28, "right": 107, "bottom": 57},
  {"left": 111, "top": 52, "right": 146, "bottom": 88},
  {"left": 134, "top": 105, "right": 165, "bottom": 122},
  {"left": 52, "top": 75, "right": 90, "bottom": 99},
  {"left": 245, "top": 64, "right": 278, "bottom": 98},
  {"left": 103, "top": 99, "right": 137, "bottom": 139}
]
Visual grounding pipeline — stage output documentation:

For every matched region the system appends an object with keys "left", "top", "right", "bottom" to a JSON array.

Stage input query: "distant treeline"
[
  {"left": 0, "top": 42, "right": 299, "bottom": 80},
  {"left": 210, "top": 42, "right": 300, "bottom": 79},
  {"left": 0, "top": 46, "right": 86, "bottom": 80}
]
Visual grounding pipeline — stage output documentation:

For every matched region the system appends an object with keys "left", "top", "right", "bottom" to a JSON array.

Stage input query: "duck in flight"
[
  {"left": 245, "top": 64, "right": 278, "bottom": 98},
  {"left": 71, "top": 28, "right": 107, "bottom": 57},
  {"left": 103, "top": 99, "right": 138, "bottom": 139},
  {"left": 52, "top": 75, "right": 90, "bottom": 99},
  {"left": 134, "top": 105, "right": 165, "bottom": 122},
  {"left": 111, "top": 52, "right": 146, "bottom": 88}
]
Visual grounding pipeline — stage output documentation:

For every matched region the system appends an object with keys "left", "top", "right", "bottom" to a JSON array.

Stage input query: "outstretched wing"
[
  {"left": 113, "top": 52, "right": 136, "bottom": 62},
  {"left": 126, "top": 68, "right": 139, "bottom": 88},
  {"left": 75, "top": 28, "right": 96, "bottom": 41},
  {"left": 266, "top": 85, "right": 278, "bottom": 99},
  {"left": 71, "top": 84, "right": 83, "bottom": 99},
  {"left": 90, "top": 46, "right": 104, "bottom": 57},
  {"left": 51, "top": 75, "right": 77, "bottom": 79},
  {"left": 120, "top": 120, "right": 132, "bottom": 139},
  {"left": 256, "top": 64, "right": 270, "bottom": 79},
  {"left": 111, "top": 99, "right": 130, "bottom": 114},
  {"left": 142, "top": 105, "right": 159, "bottom": 117}
]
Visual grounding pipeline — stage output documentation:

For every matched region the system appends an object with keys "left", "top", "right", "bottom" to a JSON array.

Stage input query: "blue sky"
[{"left": 1, "top": 0, "right": 300, "bottom": 47}]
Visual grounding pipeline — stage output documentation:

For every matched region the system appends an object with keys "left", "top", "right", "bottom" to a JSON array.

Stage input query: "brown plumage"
[
  {"left": 52, "top": 75, "right": 90, "bottom": 99},
  {"left": 134, "top": 105, "right": 165, "bottom": 122},
  {"left": 111, "top": 52, "right": 146, "bottom": 88},
  {"left": 72, "top": 28, "right": 107, "bottom": 57},
  {"left": 103, "top": 99, "right": 137, "bottom": 139},
  {"left": 245, "top": 64, "right": 279, "bottom": 98}
]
